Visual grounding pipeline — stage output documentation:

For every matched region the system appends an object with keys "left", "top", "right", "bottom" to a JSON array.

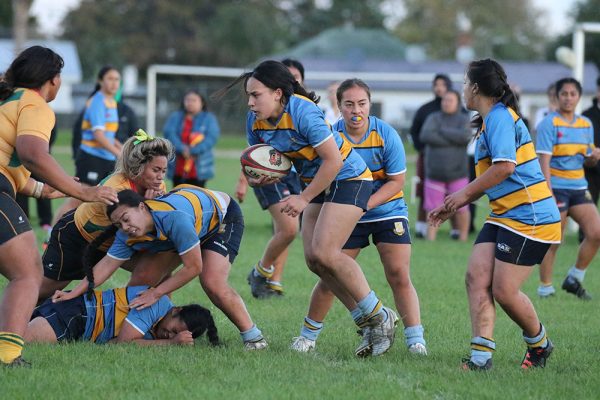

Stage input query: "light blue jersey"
[
  {"left": 334, "top": 116, "right": 408, "bottom": 222},
  {"left": 107, "top": 186, "right": 227, "bottom": 260},
  {"left": 247, "top": 94, "right": 371, "bottom": 183},
  {"left": 83, "top": 286, "right": 173, "bottom": 343},
  {"left": 475, "top": 103, "right": 561, "bottom": 243},
  {"left": 80, "top": 91, "right": 119, "bottom": 161},
  {"left": 535, "top": 111, "right": 594, "bottom": 190}
]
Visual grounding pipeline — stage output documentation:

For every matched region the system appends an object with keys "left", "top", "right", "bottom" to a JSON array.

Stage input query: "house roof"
[
  {"left": 0, "top": 39, "right": 82, "bottom": 83},
  {"left": 296, "top": 58, "right": 598, "bottom": 94},
  {"left": 276, "top": 26, "right": 406, "bottom": 63}
]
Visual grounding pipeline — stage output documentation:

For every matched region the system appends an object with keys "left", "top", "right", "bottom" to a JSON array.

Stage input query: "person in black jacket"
[{"left": 410, "top": 74, "right": 452, "bottom": 238}]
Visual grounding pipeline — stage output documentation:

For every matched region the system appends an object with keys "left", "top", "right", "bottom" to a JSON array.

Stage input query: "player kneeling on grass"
[
  {"left": 27, "top": 286, "right": 219, "bottom": 345},
  {"left": 52, "top": 186, "right": 267, "bottom": 350}
]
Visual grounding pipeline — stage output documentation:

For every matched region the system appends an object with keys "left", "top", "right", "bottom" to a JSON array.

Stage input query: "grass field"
[{"left": 2, "top": 133, "right": 599, "bottom": 399}]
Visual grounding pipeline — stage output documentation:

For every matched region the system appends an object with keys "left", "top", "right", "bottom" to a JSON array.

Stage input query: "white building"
[{"left": 0, "top": 39, "right": 82, "bottom": 113}]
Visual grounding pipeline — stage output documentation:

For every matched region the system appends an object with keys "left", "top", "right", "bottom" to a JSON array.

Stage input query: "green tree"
[
  {"left": 395, "top": 0, "right": 545, "bottom": 60},
  {"left": 61, "top": 0, "right": 391, "bottom": 78},
  {"left": 546, "top": 0, "right": 600, "bottom": 68}
]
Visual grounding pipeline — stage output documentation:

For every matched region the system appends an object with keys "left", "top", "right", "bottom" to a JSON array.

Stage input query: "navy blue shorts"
[
  {"left": 553, "top": 188, "right": 593, "bottom": 212},
  {"left": 75, "top": 151, "right": 115, "bottom": 186},
  {"left": 310, "top": 180, "right": 373, "bottom": 211},
  {"left": 475, "top": 223, "right": 551, "bottom": 266},
  {"left": 344, "top": 218, "right": 411, "bottom": 249},
  {"left": 0, "top": 174, "right": 32, "bottom": 246},
  {"left": 252, "top": 172, "right": 302, "bottom": 210},
  {"left": 43, "top": 209, "right": 106, "bottom": 281},
  {"left": 202, "top": 200, "right": 244, "bottom": 263},
  {"left": 31, "top": 296, "right": 87, "bottom": 342}
]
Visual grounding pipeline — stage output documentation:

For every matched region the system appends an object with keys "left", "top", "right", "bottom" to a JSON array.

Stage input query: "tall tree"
[
  {"left": 61, "top": 0, "right": 391, "bottom": 78},
  {"left": 395, "top": 0, "right": 546, "bottom": 61},
  {"left": 546, "top": 0, "right": 600, "bottom": 69}
]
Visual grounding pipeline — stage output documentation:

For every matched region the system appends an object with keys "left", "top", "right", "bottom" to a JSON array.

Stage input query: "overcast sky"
[{"left": 30, "top": 0, "right": 578, "bottom": 37}]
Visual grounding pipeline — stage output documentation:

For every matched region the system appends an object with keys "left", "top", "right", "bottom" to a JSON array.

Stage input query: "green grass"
[{"left": 2, "top": 135, "right": 598, "bottom": 399}]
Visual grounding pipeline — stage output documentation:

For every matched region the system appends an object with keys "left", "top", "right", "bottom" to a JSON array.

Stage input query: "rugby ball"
[{"left": 240, "top": 144, "right": 292, "bottom": 179}]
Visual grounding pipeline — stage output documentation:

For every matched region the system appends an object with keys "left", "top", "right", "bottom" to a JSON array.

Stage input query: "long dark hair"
[
  {"left": 0, "top": 46, "right": 64, "bottom": 101},
  {"left": 177, "top": 304, "right": 220, "bottom": 345},
  {"left": 466, "top": 59, "right": 521, "bottom": 129},
  {"left": 83, "top": 190, "right": 146, "bottom": 299},
  {"left": 218, "top": 60, "right": 319, "bottom": 105},
  {"left": 89, "top": 65, "right": 119, "bottom": 98}
]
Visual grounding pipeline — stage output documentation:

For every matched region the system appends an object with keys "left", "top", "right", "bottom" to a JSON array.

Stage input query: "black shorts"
[
  {"left": 43, "top": 209, "right": 106, "bottom": 281},
  {"left": 202, "top": 200, "right": 244, "bottom": 263},
  {"left": 75, "top": 151, "right": 116, "bottom": 186},
  {"left": 553, "top": 188, "right": 593, "bottom": 212},
  {"left": 310, "top": 180, "right": 373, "bottom": 211},
  {"left": 344, "top": 218, "right": 411, "bottom": 249},
  {"left": 0, "top": 174, "right": 32, "bottom": 245},
  {"left": 253, "top": 172, "right": 303, "bottom": 210},
  {"left": 475, "top": 223, "right": 550, "bottom": 266},
  {"left": 31, "top": 296, "right": 87, "bottom": 342}
]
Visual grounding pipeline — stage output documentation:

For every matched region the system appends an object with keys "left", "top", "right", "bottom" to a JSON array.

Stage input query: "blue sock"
[
  {"left": 568, "top": 266, "right": 586, "bottom": 283},
  {"left": 240, "top": 325, "right": 262, "bottom": 343},
  {"left": 523, "top": 323, "right": 548, "bottom": 349},
  {"left": 357, "top": 291, "right": 385, "bottom": 321},
  {"left": 404, "top": 325, "right": 426, "bottom": 347},
  {"left": 350, "top": 307, "right": 365, "bottom": 326},
  {"left": 470, "top": 336, "right": 495, "bottom": 366},
  {"left": 300, "top": 317, "right": 323, "bottom": 341}
]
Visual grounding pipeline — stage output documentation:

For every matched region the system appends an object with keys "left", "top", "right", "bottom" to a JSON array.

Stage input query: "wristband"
[{"left": 33, "top": 181, "right": 44, "bottom": 199}]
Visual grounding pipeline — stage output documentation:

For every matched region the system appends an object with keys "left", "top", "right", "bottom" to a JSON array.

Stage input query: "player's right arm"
[
  {"left": 51, "top": 255, "right": 124, "bottom": 302},
  {"left": 112, "top": 321, "right": 194, "bottom": 346}
]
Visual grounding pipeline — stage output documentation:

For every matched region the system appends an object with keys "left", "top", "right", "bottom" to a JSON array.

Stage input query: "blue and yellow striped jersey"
[
  {"left": 80, "top": 91, "right": 119, "bottom": 161},
  {"left": 535, "top": 111, "right": 594, "bottom": 190},
  {"left": 83, "top": 286, "right": 173, "bottom": 343},
  {"left": 107, "top": 186, "right": 227, "bottom": 260},
  {"left": 334, "top": 116, "right": 408, "bottom": 222},
  {"left": 475, "top": 103, "right": 561, "bottom": 243},
  {"left": 247, "top": 94, "right": 371, "bottom": 183}
]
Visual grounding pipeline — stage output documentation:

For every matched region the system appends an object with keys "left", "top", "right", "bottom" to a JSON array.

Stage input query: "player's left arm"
[
  {"left": 112, "top": 320, "right": 193, "bottom": 346},
  {"left": 299, "top": 137, "right": 341, "bottom": 202}
]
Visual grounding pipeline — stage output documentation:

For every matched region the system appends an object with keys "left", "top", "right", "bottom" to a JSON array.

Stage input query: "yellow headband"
[{"left": 133, "top": 129, "right": 154, "bottom": 145}]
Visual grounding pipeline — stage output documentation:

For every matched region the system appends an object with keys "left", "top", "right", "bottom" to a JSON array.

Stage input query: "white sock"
[{"left": 568, "top": 266, "right": 586, "bottom": 283}]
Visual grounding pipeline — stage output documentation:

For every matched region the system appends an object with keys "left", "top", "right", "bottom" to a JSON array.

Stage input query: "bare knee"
[{"left": 491, "top": 281, "right": 514, "bottom": 306}]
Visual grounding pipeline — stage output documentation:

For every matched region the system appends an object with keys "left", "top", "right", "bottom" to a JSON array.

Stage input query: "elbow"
[{"left": 501, "top": 163, "right": 515, "bottom": 178}]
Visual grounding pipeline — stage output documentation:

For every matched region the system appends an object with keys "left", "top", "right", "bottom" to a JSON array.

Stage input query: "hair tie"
[{"left": 133, "top": 129, "right": 154, "bottom": 145}]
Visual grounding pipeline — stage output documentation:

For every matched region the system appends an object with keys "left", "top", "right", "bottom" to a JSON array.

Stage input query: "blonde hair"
[{"left": 114, "top": 135, "right": 174, "bottom": 180}]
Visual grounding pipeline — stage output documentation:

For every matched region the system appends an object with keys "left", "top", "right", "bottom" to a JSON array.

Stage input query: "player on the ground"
[
  {"left": 429, "top": 59, "right": 561, "bottom": 370},
  {"left": 52, "top": 186, "right": 267, "bottom": 350},
  {"left": 28, "top": 285, "right": 218, "bottom": 346},
  {"left": 290, "top": 79, "right": 426, "bottom": 356}
]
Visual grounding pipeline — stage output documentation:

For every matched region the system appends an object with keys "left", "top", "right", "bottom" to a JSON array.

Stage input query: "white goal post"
[{"left": 145, "top": 64, "right": 462, "bottom": 136}]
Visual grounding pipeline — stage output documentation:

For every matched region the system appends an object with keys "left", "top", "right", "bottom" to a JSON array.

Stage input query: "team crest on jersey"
[
  {"left": 269, "top": 149, "right": 282, "bottom": 166},
  {"left": 393, "top": 221, "right": 405, "bottom": 236}
]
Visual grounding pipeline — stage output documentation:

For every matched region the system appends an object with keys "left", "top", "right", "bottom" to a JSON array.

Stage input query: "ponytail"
[
  {"left": 178, "top": 304, "right": 221, "bottom": 346},
  {"left": 467, "top": 58, "right": 522, "bottom": 130}
]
